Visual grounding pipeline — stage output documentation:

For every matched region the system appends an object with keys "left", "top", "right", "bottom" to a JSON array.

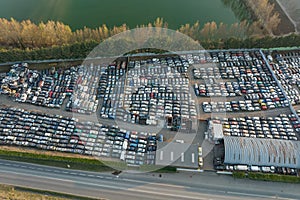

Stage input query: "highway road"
[{"left": 0, "top": 159, "right": 299, "bottom": 200}]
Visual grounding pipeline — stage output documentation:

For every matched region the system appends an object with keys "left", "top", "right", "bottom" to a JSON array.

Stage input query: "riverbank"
[
  {"left": 275, "top": 0, "right": 300, "bottom": 33},
  {"left": 224, "top": 0, "right": 296, "bottom": 35},
  {"left": 270, "top": 0, "right": 296, "bottom": 35}
]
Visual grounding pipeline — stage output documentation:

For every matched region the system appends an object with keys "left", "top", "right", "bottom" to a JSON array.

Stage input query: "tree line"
[
  {"left": 0, "top": 0, "right": 298, "bottom": 63},
  {"left": 0, "top": 17, "right": 269, "bottom": 51},
  {"left": 1, "top": 34, "right": 299, "bottom": 63}
]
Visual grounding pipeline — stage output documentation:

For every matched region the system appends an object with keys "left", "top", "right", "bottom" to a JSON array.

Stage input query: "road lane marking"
[
  {"left": 0, "top": 170, "right": 204, "bottom": 200},
  {"left": 0, "top": 170, "right": 74, "bottom": 183},
  {"left": 227, "top": 191, "right": 297, "bottom": 200},
  {"left": 0, "top": 166, "right": 295, "bottom": 200},
  {"left": 121, "top": 178, "right": 188, "bottom": 189},
  {"left": 127, "top": 187, "right": 207, "bottom": 200},
  {"left": 147, "top": 182, "right": 185, "bottom": 189}
]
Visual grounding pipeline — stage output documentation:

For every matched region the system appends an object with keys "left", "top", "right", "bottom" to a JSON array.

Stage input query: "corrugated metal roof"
[{"left": 224, "top": 136, "right": 300, "bottom": 168}]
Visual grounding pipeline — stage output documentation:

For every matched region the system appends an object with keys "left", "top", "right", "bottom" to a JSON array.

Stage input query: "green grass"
[
  {"left": 13, "top": 185, "right": 101, "bottom": 200},
  {"left": 0, "top": 149, "right": 177, "bottom": 173},
  {"left": 232, "top": 171, "right": 247, "bottom": 179},
  {"left": 0, "top": 149, "right": 113, "bottom": 172},
  {"left": 140, "top": 164, "right": 177, "bottom": 173},
  {"left": 232, "top": 171, "right": 300, "bottom": 184},
  {"left": 248, "top": 172, "right": 300, "bottom": 184}
]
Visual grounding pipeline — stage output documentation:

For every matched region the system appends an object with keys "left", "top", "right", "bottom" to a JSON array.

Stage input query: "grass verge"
[
  {"left": 232, "top": 171, "right": 300, "bottom": 183},
  {"left": 0, "top": 184, "right": 100, "bottom": 200},
  {"left": 0, "top": 149, "right": 113, "bottom": 172},
  {"left": 0, "top": 148, "right": 177, "bottom": 173},
  {"left": 248, "top": 172, "right": 300, "bottom": 183},
  {"left": 140, "top": 165, "right": 177, "bottom": 173}
]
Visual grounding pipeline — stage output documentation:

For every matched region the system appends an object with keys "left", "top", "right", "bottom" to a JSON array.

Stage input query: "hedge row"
[
  {"left": 232, "top": 171, "right": 300, "bottom": 183},
  {"left": 1, "top": 34, "right": 300, "bottom": 63}
]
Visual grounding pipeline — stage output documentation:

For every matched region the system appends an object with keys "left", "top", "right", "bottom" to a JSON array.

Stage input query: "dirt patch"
[{"left": 0, "top": 184, "right": 70, "bottom": 200}]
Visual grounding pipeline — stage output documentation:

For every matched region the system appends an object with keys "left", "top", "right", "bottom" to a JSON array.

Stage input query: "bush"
[
  {"left": 1, "top": 35, "right": 300, "bottom": 63},
  {"left": 232, "top": 171, "right": 247, "bottom": 178},
  {"left": 248, "top": 172, "right": 300, "bottom": 183}
]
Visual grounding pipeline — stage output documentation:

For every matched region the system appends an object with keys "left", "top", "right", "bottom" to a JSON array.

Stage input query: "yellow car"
[{"left": 198, "top": 147, "right": 202, "bottom": 156}]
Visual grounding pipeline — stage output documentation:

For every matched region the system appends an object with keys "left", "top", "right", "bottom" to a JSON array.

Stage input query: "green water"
[{"left": 0, "top": 0, "right": 238, "bottom": 30}]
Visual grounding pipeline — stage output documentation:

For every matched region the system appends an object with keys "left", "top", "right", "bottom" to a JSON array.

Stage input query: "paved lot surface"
[{"left": 0, "top": 159, "right": 299, "bottom": 200}]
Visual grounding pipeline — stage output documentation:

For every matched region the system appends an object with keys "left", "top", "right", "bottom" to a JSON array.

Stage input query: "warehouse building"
[{"left": 224, "top": 136, "right": 300, "bottom": 169}]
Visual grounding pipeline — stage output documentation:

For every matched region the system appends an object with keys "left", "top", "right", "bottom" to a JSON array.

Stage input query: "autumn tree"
[{"left": 246, "top": 0, "right": 281, "bottom": 34}]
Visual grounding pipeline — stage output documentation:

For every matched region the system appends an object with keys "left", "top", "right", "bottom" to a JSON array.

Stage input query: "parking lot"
[
  {"left": 1, "top": 49, "right": 300, "bottom": 171},
  {"left": 0, "top": 107, "right": 157, "bottom": 166},
  {"left": 0, "top": 63, "right": 107, "bottom": 115},
  {"left": 189, "top": 50, "right": 291, "bottom": 113},
  {"left": 210, "top": 114, "right": 298, "bottom": 140},
  {"left": 97, "top": 57, "right": 198, "bottom": 131},
  {"left": 270, "top": 50, "right": 300, "bottom": 106}
]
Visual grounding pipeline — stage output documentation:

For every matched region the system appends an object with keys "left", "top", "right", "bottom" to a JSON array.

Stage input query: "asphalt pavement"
[{"left": 0, "top": 159, "right": 299, "bottom": 200}]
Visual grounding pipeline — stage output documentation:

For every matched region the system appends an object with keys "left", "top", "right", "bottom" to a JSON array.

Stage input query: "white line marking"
[
  {"left": 227, "top": 191, "right": 297, "bottom": 200},
  {"left": 127, "top": 187, "right": 206, "bottom": 200}
]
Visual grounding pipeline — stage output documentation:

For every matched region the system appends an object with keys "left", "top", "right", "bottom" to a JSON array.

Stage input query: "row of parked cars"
[
  {"left": 224, "top": 165, "right": 297, "bottom": 175},
  {"left": 98, "top": 63, "right": 127, "bottom": 120},
  {"left": 194, "top": 75, "right": 284, "bottom": 99},
  {"left": 192, "top": 51, "right": 267, "bottom": 79},
  {"left": 211, "top": 114, "right": 298, "bottom": 140},
  {"left": 66, "top": 64, "right": 101, "bottom": 114},
  {"left": 194, "top": 81, "right": 241, "bottom": 97},
  {"left": 181, "top": 51, "right": 262, "bottom": 66},
  {"left": 0, "top": 107, "right": 158, "bottom": 166},
  {"left": 202, "top": 98, "right": 290, "bottom": 113},
  {"left": 271, "top": 51, "right": 300, "bottom": 105},
  {"left": 129, "top": 56, "right": 190, "bottom": 76}
]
